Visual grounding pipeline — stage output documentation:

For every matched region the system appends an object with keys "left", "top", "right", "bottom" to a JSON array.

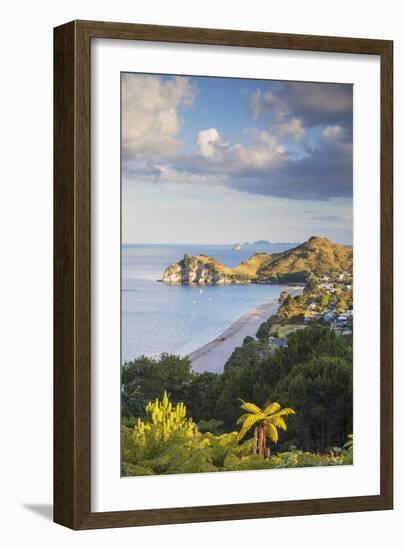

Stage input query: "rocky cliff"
[{"left": 162, "top": 254, "right": 250, "bottom": 284}]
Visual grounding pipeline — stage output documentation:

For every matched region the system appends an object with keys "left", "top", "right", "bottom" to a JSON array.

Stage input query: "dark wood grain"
[
  {"left": 54, "top": 20, "right": 393, "bottom": 530},
  {"left": 380, "top": 40, "right": 393, "bottom": 507},
  {"left": 76, "top": 19, "right": 391, "bottom": 54},
  {"left": 54, "top": 20, "right": 91, "bottom": 528},
  {"left": 54, "top": 21, "right": 76, "bottom": 528}
]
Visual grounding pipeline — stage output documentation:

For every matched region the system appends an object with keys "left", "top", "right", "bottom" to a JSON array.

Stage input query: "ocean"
[{"left": 122, "top": 243, "right": 297, "bottom": 364}]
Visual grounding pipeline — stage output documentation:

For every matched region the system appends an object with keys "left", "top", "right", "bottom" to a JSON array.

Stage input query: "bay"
[{"left": 122, "top": 243, "right": 298, "bottom": 364}]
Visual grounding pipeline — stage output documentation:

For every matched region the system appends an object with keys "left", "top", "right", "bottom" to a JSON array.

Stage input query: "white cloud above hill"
[{"left": 122, "top": 74, "right": 195, "bottom": 159}]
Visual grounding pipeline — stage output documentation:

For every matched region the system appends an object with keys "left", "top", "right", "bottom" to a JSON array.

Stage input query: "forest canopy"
[{"left": 122, "top": 324, "right": 353, "bottom": 458}]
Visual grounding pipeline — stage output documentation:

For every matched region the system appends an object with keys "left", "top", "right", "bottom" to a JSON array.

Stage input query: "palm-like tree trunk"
[
  {"left": 263, "top": 434, "right": 269, "bottom": 458},
  {"left": 253, "top": 427, "right": 258, "bottom": 454},
  {"left": 256, "top": 424, "right": 270, "bottom": 458},
  {"left": 257, "top": 425, "right": 267, "bottom": 457}
]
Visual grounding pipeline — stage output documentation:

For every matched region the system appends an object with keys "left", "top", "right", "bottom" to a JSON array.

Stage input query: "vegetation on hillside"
[
  {"left": 122, "top": 324, "right": 353, "bottom": 475},
  {"left": 252, "top": 236, "right": 352, "bottom": 282},
  {"left": 122, "top": 390, "right": 352, "bottom": 476}
]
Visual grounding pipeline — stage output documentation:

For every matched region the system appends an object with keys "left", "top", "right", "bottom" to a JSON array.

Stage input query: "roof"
[{"left": 269, "top": 337, "right": 288, "bottom": 347}]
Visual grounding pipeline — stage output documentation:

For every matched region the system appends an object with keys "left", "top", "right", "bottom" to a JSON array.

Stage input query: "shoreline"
[{"left": 187, "top": 287, "right": 303, "bottom": 374}]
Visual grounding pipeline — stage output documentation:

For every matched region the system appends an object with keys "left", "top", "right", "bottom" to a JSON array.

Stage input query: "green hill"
[
  {"left": 250, "top": 236, "right": 353, "bottom": 282},
  {"left": 162, "top": 237, "right": 353, "bottom": 284}
]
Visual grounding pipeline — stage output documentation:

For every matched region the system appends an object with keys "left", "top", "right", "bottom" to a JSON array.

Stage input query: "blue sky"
[{"left": 122, "top": 73, "right": 353, "bottom": 244}]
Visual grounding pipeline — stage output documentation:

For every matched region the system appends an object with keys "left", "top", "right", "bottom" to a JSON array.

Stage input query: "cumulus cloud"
[
  {"left": 250, "top": 82, "right": 353, "bottom": 130},
  {"left": 196, "top": 128, "right": 226, "bottom": 158},
  {"left": 125, "top": 123, "right": 351, "bottom": 201},
  {"left": 183, "top": 128, "right": 287, "bottom": 175},
  {"left": 122, "top": 76, "right": 352, "bottom": 202},
  {"left": 176, "top": 123, "right": 351, "bottom": 200},
  {"left": 249, "top": 89, "right": 274, "bottom": 119},
  {"left": 122, "top": 74, "right": 195, "bottom": 160},
  {"left": 322, "top": 125, "right": 343, "bottom": 139},
  {"left": 253, "top": 123, "right": 353, "bottom": 200},
  {"left": 273, "top": 117, "right": 305, "bottom": 140}
]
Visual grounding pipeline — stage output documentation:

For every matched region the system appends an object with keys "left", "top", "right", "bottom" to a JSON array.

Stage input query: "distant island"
[
  {"left": 232, "top": 243, "right": 241, "bottom": 250},
  {"left": 247, "top": 240, "right": 300, "bottom": 246},
  {"left": 162, "top": 236, "right": 353, "bottom": 285}
]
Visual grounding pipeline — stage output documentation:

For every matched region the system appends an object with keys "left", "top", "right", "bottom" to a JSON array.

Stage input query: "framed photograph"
[{"left": 54, "top": 20, "right": 393, "bottom": 529}]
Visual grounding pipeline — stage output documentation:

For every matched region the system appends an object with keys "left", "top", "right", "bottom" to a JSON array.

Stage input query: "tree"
[
  {"left": 185, "top": 371, "right": 222, "bottom": 421},
  {"left": 121, "top": 353, "right": 193, "bottom": 415},
  {"left": 122, "top": 390, "right": 197, "bottom": 474},
  {"left": 237, "top": 399, "right": 295, "bottom": 458},
  {"left": 278, "top": 356, "right": 352, "bottom": 450},
  {"left": 256, "top": 318, "right": 274, "bottom": 340},
  {"left": 320, "top": 293, "right": 330, "bottom": 309}
]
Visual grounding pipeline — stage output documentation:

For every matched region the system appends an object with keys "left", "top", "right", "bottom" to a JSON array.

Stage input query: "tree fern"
[{"left": 237, "top": 398, "right": 295, "bottom": 457}]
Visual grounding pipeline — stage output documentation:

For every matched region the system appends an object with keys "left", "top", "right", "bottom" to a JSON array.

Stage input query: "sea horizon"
[
  {"left": 122, "top": 241, "right": 301, "bottom": 246},
  {"left": 122, "top": 238, "right": 353, "bottom": 248}
]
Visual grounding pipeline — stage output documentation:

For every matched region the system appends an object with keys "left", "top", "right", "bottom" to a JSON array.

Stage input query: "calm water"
[{"left": 122, "top": 243, "right": 298, "bottom": 364}]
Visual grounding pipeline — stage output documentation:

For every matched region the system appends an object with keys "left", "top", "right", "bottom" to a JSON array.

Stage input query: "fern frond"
[
  {"left": 267, "top": 407, "right": 295, "bottom": 420},
  {"left": 142, "top": 443, "right": 188, "bottom": 473},
  {"left": 271, "top": 416, "right": 287, "bottom": 431},
  {"left": 236, "top": 437, "right": 256, "bottom": 455},
  {"left": 168, "top": 447, "right": 217, "bottom": 474},
  {"left": 236, "top": 413, "right": 249, "bottom": 425},
  {"left": 278, "top": 407, "right": 295, "bottom": 417},
  {"left": 239, "top": 400, "right": 262, "bottom": 415},
  {"left": 223, "top": 453, "right": 242, "bottom": 470},
  {"left": 238, "top": 414, "right": 260, "bottom": 440},
  {"left": 263, "top": 402, "right": 281, "bottom": 416},
  {"left": 266, "top": 423, "right": 279, "bottom": 443}
]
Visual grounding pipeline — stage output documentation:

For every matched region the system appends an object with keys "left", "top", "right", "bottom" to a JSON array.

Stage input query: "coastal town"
[{"left": 264, "top": 269, "right": 353, "bottom": 352}]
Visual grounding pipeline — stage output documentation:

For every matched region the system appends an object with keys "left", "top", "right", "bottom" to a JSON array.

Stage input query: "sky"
[{"left": 121, "top": 73, "right": 353, "bottom": 244}]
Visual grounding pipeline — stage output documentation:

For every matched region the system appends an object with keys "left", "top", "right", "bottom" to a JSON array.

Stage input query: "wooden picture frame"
[{"left": 54, "top": 20, "right": 393, "bottom": 529}]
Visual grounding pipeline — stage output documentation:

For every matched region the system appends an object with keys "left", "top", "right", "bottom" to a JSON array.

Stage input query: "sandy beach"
[{"left": 188, "top": 287, "right": 303, "bottom": 374}]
